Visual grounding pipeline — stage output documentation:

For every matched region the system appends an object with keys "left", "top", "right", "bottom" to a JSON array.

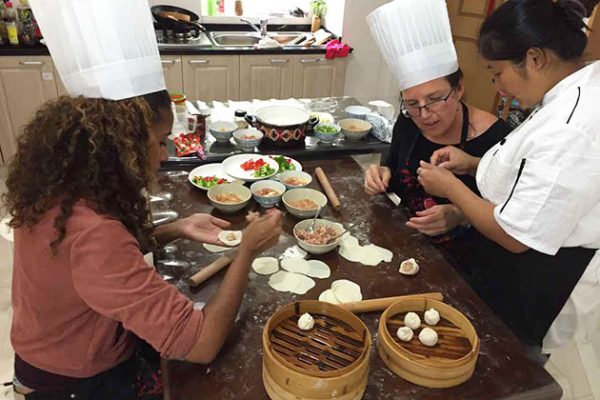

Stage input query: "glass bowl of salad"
[{"left": 314, "top": 123, "right": 341, "bottom": 145}]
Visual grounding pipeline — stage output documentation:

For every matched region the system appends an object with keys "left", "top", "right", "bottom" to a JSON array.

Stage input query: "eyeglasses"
[{"left": 401, "top": 89, "right": 454, "bottom": 118}]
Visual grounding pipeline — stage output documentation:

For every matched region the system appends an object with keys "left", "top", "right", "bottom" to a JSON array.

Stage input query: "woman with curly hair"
[{"left": 4, "top": 91, "right": 283, "bottom": 399}]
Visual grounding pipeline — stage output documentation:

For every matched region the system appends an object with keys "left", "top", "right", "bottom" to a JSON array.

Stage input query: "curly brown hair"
[{"left": 3, "top": 91, "right": 171, "bottom": 253}]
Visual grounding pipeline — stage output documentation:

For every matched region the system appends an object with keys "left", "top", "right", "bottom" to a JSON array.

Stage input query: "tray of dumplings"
[
  {"left": 377, "top": 298, "right": 480, "bottom": 389},
  {"left": 262, "top": 300, "right": 371, "bottom": 400}
]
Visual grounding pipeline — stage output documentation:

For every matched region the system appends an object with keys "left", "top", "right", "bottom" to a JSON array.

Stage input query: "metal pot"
[{"left": 246, "top": 106, "right": 318, "bottom": 147}]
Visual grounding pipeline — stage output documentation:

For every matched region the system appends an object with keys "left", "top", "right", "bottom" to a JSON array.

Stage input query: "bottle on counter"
[
  {"left": 0, "top": 2, "right": 7, "bottom": 46},
  {"left": 234, "top": 0, "right": 243, "bottom": 16},
  {"left": 17, "top": 0, "right": 36, "bottom": 46},
  {"left": 5, "top": 2, "right": 19, "bottom": 46}
]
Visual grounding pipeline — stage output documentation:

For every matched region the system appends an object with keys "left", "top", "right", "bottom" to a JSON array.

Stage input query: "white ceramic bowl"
[
  {"left": 339, "top": 118, "right": 372, "bottom": 141},
  {"left": 278, "top": 171, "right": 313, "bottom": 190},
  {"left": 250, "top": 180, "right": 286, "bottom": 208},
  {"left": 314, "top": 123, "right": 341, "bottom": 144},
  {"left": 233, "top": 129, "right": 263, "bottom": 151},
  {"left": 207, "top": 183, "right": 251, "bottom": 213},
  {"left": 208, "top": 121, "right": 238, "bottom": 143},
  {"left": 282, "top": 188, "right": 327, "bottom": 219},
  {"left": 345, "top": 105, "right": 371, "bottom": 120},
  {"left": 293, "top": 219, "right": 342, "bottom": 254}
]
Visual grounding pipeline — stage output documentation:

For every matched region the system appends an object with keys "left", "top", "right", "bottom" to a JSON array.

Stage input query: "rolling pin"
[
  {"left": 315, "top": 167, "right": 341, "bottom": 210},
  {"left": 187, "top": 252, "right": 235, "bottom": 287},
  {"left": 338, "top": 292, "right": 443, "bottom": 314}
]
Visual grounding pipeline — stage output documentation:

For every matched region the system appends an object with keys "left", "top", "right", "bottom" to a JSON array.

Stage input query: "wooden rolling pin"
[
  {"left": 315, "top": 167, "right": 341, "bottom": 210},
  {"left": 187, "top": 252, "right": 234, "bottom": 287},
  {"left": 339, "top": 292, "right": 443, "bottom": 314}
]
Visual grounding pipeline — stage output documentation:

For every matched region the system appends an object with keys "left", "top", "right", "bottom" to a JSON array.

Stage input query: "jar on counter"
[{"left": 234, "top": 109, "right": 249, "bottom": 130}]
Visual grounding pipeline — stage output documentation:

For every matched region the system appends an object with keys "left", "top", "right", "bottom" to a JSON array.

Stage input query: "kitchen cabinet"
[
  {"left": 0, "top": 56, "right": 58, "bottom": 164},
  {"left": 292, "top": 55, "right": 347, "bottom": 99},
  {"left": 182, "top": 55, "right": 240, "bottom": 102},
  {"left": 161, "top": 55, "right": 184, "bottom": 94},
  {"left": 239, "top": 55, "right": 294, "bottom": 100}
]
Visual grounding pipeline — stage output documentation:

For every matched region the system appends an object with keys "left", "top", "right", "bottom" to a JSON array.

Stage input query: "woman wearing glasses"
[
  {"left": 364, "top": 69, "right": 511, "bottom": 241},
  {"left": 418, "top": 0, "right": 600, "bottom": 351}
]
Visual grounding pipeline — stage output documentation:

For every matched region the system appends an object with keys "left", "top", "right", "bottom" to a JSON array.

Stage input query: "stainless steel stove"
[{"left": 155, "top": 28, "right": 213, "bottom": 49}]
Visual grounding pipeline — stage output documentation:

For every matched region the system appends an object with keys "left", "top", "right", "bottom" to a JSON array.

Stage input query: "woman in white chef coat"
[{"left": 418, "top": 0, "right": 600, "bottom": 352}]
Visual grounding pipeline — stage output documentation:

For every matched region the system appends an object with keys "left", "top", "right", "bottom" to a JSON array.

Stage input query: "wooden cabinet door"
[
  {"left": 0, "top": 56, "right": 59, "bottom": 164},
  {"left": 160, "top": 55, "right": 184, "bottom": 94},
  {"left": 182, "top": 55, "right": 240, "bottom": 102},
  {"left": 239, "top": 55, "right": 294, "bottom": 100},
  {"left": 292, "top": 55, "right": 347, "bottom": 99},
  {"left": 447, "top": 0, "right": 509, "bottom": 113}
]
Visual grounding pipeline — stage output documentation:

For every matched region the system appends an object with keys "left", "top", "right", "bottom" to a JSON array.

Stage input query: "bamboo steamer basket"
[
  {"left": 262, "top": 300, "right": 372, "bottom": 400},
  {"left": 377, "top": 298, "right": 479, "bottom": 388}
]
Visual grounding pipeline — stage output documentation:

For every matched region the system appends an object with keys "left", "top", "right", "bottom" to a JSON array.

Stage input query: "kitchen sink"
[
  {"left": 211, "top": 32, "right": 261, "bottom": 46},
  {"left": 209, "top": 31, "right": 307, "bottom": 47}
]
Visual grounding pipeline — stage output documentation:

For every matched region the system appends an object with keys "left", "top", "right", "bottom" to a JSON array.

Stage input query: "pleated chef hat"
[
  {"left": 29, "top": 0, "right": 166, "bottom": 100},
  {"left": 366, "top": 0, "right": 459, "bottom": 90}
]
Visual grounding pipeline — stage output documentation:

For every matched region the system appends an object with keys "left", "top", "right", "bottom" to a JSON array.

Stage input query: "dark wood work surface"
[{"left": 154, "top": 157, "right": 561, "bottom": 400}]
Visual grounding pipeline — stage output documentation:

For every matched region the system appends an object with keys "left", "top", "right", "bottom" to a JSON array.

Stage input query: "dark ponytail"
[{"left": 478, "top": 0, "right": 599, "bottom": 62}]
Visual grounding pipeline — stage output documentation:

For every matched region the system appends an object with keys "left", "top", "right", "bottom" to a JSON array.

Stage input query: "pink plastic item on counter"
[{"left": 325, "top": 39, "right": 350, "bottom": 59}]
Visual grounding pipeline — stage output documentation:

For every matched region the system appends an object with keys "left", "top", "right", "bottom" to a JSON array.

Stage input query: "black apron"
[{"left": 470, "top": 238, "right": 596, "bottom": 348}]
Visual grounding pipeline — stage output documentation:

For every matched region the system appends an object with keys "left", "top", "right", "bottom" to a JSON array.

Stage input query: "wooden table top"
[{"left": 155, "top": 157, "right": 561, "bottom": 400}]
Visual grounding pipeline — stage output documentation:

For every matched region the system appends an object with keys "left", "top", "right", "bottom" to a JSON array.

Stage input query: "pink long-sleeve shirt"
[{"left": 11, "top": 201, "right": 204, "bottom": 378}]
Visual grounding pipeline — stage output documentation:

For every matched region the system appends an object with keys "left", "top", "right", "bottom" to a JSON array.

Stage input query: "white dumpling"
[
  {"left": 404, "top": 312, "right": 421, "bottom": 330},
  {"left": 218, "top": 230, "right": 242, "bottom": 246},
  {"left": 419, "top": 327, "right": 438, "bottom": 347},
  {"left": 298, "top": 313, "right": 315, "bottom": 331},
  {"left": 399, "top": 258, "right": 419, "bottom": 275},
  {"left": 396, "top": 326, "right": 414, "bottom": 342},
  {"left": 424, "top": 307, "right": 440, "bottom": 326}
]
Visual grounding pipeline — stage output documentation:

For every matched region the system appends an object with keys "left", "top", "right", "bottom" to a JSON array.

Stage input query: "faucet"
[{"left": 240, "top": 17, "right": 269, "bottom": 37}]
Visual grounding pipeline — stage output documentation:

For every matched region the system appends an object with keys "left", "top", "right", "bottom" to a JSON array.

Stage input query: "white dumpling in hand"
[
  {"left": 424, "top": 307, "right": 440, "bottom": 326},
  {"left": 419, "top": 327, "right": 438, "bottom": 347},
  {"left": 396, "top": 326, "right": 414, "bottom": 342},
  {"left": 404, "top": 312, "right": 421, "bottom": 330}
]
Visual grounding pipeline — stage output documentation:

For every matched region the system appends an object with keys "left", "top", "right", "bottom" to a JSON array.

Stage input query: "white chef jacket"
[{"left": 476, "top": 61, "right": 600, "bottom": 352}]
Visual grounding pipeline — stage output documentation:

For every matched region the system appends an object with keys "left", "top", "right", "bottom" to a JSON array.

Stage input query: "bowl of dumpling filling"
[
  {"left": 278, "top": 170, "right": 312, "bottom": 190},
  {"left": 294, "top": 219, "right": 342, "bottom": 254},
  {"left": 282, "top": 188, "right": 328, "bottom": 219},
  {"left": 250, "top": 180, "right": 286, "bottom": 208},
  {"left": 207, "top": 183, "right": 251, "bottom": 213}
]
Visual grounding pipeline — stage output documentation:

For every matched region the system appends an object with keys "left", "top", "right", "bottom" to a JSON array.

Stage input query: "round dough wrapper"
[
  {"left": 218, "top": 230, "right": 242, "bottom": 247},
  {"left": 306, "top": 260, "right": 331, "bottom": 279},
  {"left": 331, "top": 279, "right": 362, "bottom": 303},
  {"left": 251, "top": 257, "right": 279, "bottom": 275},
  {"left": 339, "top": 236, "right": 363, "bottom": 263},
  {"left": 359, "top": 244, "right": 393, "bottom": 266},
  {"left": 281, "top": 258, "right": 311, "bottom": 274},
  {"left": 290, "top": 274, "right": 316, "bottom": 295},
  {"left": 318, "top": 289, "right": 340, "bottom": 304},
  {"left": 268, "top": 271, "right": 300, "bottom": 292},
  {"left": 203, "top": 243, "right": 231, "bottom": 253}
]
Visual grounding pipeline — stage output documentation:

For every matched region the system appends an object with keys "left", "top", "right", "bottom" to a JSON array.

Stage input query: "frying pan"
[{"left": 151, "top": 5, "right": 206, "bottom": 35}]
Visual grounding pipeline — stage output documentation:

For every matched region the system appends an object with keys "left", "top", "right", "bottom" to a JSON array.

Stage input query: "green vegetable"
[
  {"left": 253, "top": 164, "right": 276, "bottom": 178},
  {"left": 315, "top": 125, "right": 339, "bottom": 134},
  {"left": 271, "top": 155, "right": 296, "bottom": 172}
]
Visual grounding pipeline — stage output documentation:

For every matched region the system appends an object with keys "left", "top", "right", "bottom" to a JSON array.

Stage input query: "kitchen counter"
[
  {"left": 165, "top": 97, "right": 390, "bottom": 168},
  {"left": 155, "top": 157, "right": 562, "bottom": 400}
]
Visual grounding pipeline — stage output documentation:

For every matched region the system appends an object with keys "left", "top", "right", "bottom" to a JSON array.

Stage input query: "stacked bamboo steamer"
[
  {"left": 262, "top": 300, "right": 372, "bottom": 400},
  {"left": 377, "top": 298, "right": 480, "bottom": 388}
]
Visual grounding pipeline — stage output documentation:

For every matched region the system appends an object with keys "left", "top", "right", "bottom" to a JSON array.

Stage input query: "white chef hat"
[
  {"left": 366, "top": 0, "right": 459, "bottom": 90},
  {"left": 30, "top": 0, "right": 166, "bottom": 100}
]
